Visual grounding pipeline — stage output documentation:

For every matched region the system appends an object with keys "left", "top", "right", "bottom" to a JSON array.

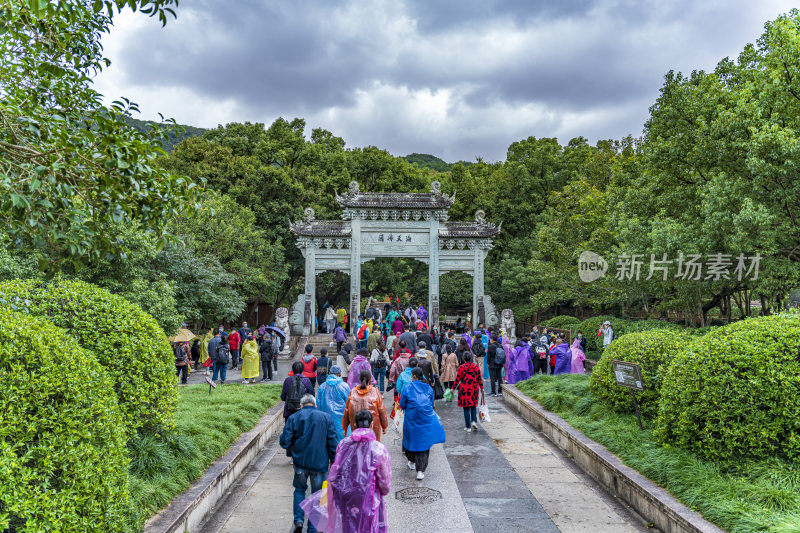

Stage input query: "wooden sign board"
[{"left": 612, "top": 360, "right": 644, "bottom": 391}]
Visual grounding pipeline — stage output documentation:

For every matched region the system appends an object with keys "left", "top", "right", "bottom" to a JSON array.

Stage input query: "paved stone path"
[{"left": 196, "top": 376, "right": 651, "bottom": 533}]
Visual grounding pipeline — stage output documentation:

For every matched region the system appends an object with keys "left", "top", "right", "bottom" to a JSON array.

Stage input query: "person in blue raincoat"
[
  {"left": 317, "top": 366, "right": 352, "bottom": 440},
  {"left": 400, "top": 367, "right": 446, "bottom": 480}
]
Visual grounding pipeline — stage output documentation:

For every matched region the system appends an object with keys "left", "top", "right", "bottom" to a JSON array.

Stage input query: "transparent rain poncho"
[{"left": 301, "top": 428, "right": 392, "bottom": 532}]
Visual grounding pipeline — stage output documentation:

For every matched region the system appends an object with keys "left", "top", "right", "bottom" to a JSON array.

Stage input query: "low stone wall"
[
  {"left": 501, "top": 384, "right": 723, "bottom": 533},
  {"left": 144, "top": 403, "right": 285, "bottom": 533}
]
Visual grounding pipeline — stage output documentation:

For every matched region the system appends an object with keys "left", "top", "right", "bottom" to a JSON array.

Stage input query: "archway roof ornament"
[
  {"left": 290, "top": 181, "right": 500, "bottom": 239},
  {"left": 334, "top": 180, "right": 456, "bottom": 210}
]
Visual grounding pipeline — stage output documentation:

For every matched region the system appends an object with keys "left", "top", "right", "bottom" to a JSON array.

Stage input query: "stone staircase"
[{"left": 302, "top": 334, "right": 337, "bottom": 357}]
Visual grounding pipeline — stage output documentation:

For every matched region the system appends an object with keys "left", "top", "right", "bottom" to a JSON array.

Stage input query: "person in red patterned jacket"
[
  {"left": 453, "top": 353, "right": 483, "bottom": 433},
  {"left": 229, "top": 329, "right": 241, "bottom": 370}
]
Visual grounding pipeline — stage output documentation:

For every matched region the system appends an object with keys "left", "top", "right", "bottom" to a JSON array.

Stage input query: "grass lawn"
[
  {"left": 516, "top": 375, "right": 800, "bottom": 533},
  {"left": 125, "top": 383, "right": 282, "bottom": 532}
]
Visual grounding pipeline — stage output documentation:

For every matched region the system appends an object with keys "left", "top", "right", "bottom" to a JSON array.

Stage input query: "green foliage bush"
[
  {"left": 589, "top": 329, "right": 691, "bottom": 417},
  {"left": 577, "top": 315, "right": 617, "bottom": 351},
  {"left": 619, "top": 319, "right": 683, "bottom": 334},
  {"left": 0, "top": 308, "right": 129, "bottom": 532},
  {"left": 0, "top": 279, "right": 176, "bottom": 434},
  {"left": 542, "top": 315, "right": 582, "bottom": 329},
  {"left": 656, "top": 313, "right": 800, "bottom": 460}
]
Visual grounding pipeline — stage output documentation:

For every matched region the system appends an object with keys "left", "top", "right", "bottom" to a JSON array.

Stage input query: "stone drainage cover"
[{"left": 396, "top": 487, "right": 442, "bottom": 504}]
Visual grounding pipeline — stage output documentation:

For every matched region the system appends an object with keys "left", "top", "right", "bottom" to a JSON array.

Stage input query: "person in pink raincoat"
[
  {"left": 501, "top": 335, "right": 513, "bottom": 382},
  {"left": 324, "top": 410, "right": 392, "bottom": 532},
  {"left": 347, "top": 348, "right": 376, "bottom": 389},
  {"left": 570, "top": 337, "right": 587, "bottom": 374}
]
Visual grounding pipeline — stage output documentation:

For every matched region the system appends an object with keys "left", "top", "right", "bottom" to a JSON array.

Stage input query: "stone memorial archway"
[{"left": 289, "top": 181, "right": 500, "bottom": 335}]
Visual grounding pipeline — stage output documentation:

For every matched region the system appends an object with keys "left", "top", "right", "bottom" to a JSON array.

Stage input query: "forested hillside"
[{"left": 122, "top": 116, "right": 206, "bottom": 152}]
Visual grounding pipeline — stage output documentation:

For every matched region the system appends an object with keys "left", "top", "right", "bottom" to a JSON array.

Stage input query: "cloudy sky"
[{"left": 95, "top": 0, "right": 795, "bottom": 162}]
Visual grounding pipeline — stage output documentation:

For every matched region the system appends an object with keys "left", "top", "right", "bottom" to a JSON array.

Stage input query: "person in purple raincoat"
[
  {"left": 508, "top": 339, "right": 535, "bottom": 384},
  {"left": 570, "top": 337, "right": 587, "bottom": 374},
  {"left": 416, "top": 304, "right": 428, "bottom": 324},
  {"left": 552, "top": 333, "right": 573, "bottom": 375},
  {"left": 347, "top": 348, "right": 376, "bottom": 389},
  {"left": 302, "top": 410, "right": 392, "bottom": 533}
]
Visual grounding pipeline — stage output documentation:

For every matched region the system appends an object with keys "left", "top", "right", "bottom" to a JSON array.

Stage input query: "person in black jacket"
[
  {"left": 417, "top": 329, "right": 433, "bottom": 356},
  {"left": 190, "top": 338, "right": 201, "bottom": 370},
  {"left": 487, "top": 333, "right": 505, "bottom": 396},
  {"left": 279, "top": 393, "right": 338, "bottom": 533},
  {"left": 259, "top": 335, "right": 276, "bottom": 381}
]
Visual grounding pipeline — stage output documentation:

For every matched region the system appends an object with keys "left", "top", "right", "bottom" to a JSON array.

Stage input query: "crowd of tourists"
[
  {"left": 174, "top": 303, "right": 607, "bottom": 532},
  {"left": 171, "top": 321, "right": 285, "bottom": 385}
]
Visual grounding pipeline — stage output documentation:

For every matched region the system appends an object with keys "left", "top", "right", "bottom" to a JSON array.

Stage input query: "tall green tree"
[{"left": 0, "top": 0, "right": 202, "bottom": 270}]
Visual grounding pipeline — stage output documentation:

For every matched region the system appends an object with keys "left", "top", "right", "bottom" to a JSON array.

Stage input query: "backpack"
[
  {"left": 286, "top": 376, "right": 304, "bottom": 413},
  {"left": 492, "top": 343, "right": 506, "bottom": 366},
  {"left": 473, "top": 341, "right": 485, "bottom": 358},
  {"left": 535, "top": 344, "right": 548, "bottom": 360},
  {"left": 174, "top": 345, "right": 186, "bottom": 363},
  {"left": 374, "top": 350, "right": 388, "bottom": 369},
  {"left": 216, "top": 345, "right": 230, "bottom": 364},
  {"left": 357, "top": 326, "right": 367, "bottom": 340}
]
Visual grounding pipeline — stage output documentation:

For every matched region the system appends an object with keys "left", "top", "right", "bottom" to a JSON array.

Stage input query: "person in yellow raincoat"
[
  {"left": 241, "top": 335, "right": 260, "bottom": 384},
  {"left": 200, "top": 328, "right": 213, "bottom": 374}
]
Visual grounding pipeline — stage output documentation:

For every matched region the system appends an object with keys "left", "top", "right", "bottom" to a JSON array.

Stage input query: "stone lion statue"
[
  {"left": 275, "top": 306, "right": 291, "bottom": 347},
  {"left": 501, "top": 308, "right": 516, "bottom": 339},
  {"left": 483, "top": 295, "right": 499, "bottom": 329},
  {"left": 288, "top": 294, "right": 305, "bottom": 337}
]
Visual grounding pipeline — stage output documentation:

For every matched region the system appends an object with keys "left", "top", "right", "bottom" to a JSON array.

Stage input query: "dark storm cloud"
[{"left": 102, "top": 0, "right": 794, "bottom": 160}]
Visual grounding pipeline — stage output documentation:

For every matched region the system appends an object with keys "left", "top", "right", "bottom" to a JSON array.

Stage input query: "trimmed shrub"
[
  {"left": 542, "top": 315, "right": 582, "bottom": 329},
  {"left": 0, "top": 279, "right": 176, "bottom": 434},
  {"left": 577, "top": 315, "right": 617, "bottom": 351},
  {"left": 656, "top": 313, "right": 800, "bottom": 460},
  {"left": 620, "top": 319, "right": 683, "bottom": 334},
  {"left": 0, "top": 308, "right": 129, "bottom": 532},
  {"left": 589, "top": 329, "right": 692, "bottom": 417}
]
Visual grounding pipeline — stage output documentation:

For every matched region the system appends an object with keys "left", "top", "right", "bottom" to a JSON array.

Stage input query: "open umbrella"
[
  {"left": 169, "top": 328, "right": 196, "bottom": 343},
  {"left": 265, "top": 326, "right": 286, "bottom": 340}
]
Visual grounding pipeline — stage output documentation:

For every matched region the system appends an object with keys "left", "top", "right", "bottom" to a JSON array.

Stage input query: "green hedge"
[
  {"left": 656, "top": 313, "right": 800, "bottom": 460},
  {"left": 542, "top": 315, "right": 581, "bottom": 329},
  {"left": 577, "top": 315, "right": 618, "bottom": 351},
  {"left": 0, "top": 279, "right": 176, "bottom": 434},
  {"left": 589, "top": 329, "right": 691, "bottom": 417},
  {"left": 619, "top": 319, "right": 682, "bottom": 334},
  {"left": 0, "top": 308, "right": 129, "bottom": 532}
]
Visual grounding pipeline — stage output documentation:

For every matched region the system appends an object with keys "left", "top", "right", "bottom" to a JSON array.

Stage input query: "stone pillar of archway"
[
  {"left": 303, "top": 242, "right": 316, "bottom": 335},
  {"left": 349, "top": 216, "right": 362, "bottom": 333},
  {"left": 428, "top": 214, "right": 440, "bottom": 329},
  {"left": 472, "top": 243, "right": 485, "bottom": 329}
]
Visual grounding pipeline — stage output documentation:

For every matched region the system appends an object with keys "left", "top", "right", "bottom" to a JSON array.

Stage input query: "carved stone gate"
[{"left": 289, "top": 181, "right": 500, "bottom": 335}]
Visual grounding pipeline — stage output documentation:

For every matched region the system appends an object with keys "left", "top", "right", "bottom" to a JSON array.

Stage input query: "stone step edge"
[
  {"left": 501, "top": 384, "right": 724, "bottom": 533},
  {"left": 143, "top": 402, "right": 285, "bottom": 533}
]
